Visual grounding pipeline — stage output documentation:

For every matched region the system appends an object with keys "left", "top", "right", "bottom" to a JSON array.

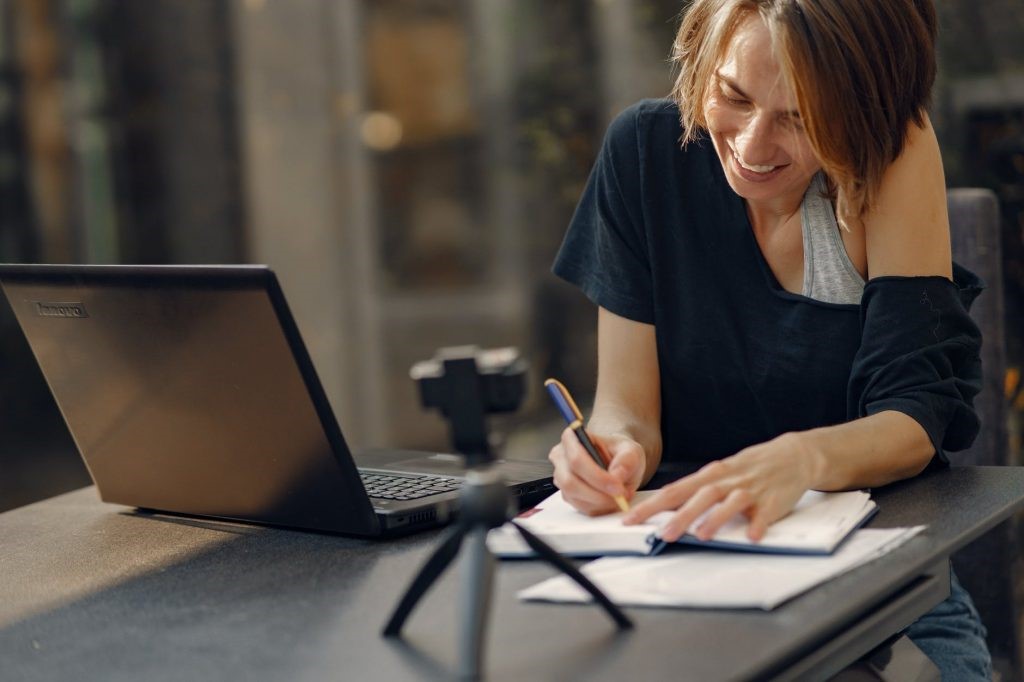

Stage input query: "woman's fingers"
[
  {"left": 558, "top": 428, "right": 629, "bottom": 499},
  {"left": 548, "top": 429, "right": 627, "bottom": 515},
  {"left": 604, "top": 440, "right": 645, "bottom": 493},
  {"left": 657, "top": 483, "right": 730, "bottom": 542},
  {"left": 622, "top": 485, "right": 682, "bottom": 524},
  {"left": 550, "top": 449, "right": 618, "bottom": 514},
  {"left": 628, "top": 483, "right": 756, "bottom": 543},
  {"left": 694, "top": 488, "right": 753, "bottom": 540},
  {"left": 553, "top": 466, "right": 620, "bottom": 514},
  {"left": 622, "top": 462, "right": 724, "bottom": 523},
  {"left": 622, "top": 442, "right": 811, "bottom": 540},
  {"left": 747, "top": 514, "right": 769, "bottom": 543},
  {"left": 746, "top": 497, "right": 791, "bottom": 542}
]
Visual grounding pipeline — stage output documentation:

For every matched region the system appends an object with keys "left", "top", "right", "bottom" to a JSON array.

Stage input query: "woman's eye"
[
  {"left": 715, "top": 78, "right": 748, "bottom": 105},
  {"left": 782, "top": 115, "right": 805, "bottom": 131},
  {"left": 720, "top": 90, "right": 748, "bottom": 106}
]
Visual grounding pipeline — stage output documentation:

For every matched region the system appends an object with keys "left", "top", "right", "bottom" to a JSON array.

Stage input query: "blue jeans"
[{"left": 905, "top": 567, "right": 992, "bottom": 680}]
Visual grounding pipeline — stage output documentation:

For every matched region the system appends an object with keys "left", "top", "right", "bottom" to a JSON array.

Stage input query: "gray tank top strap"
[{"left": 801, "top": 173, "right": 865, "bottom": 304}]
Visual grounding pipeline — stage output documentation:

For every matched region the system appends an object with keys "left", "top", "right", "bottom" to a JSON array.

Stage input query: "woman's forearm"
[
  {"left": 591, "top": 307, "right": 663, "bottom": 485},
  {"left": 800, "top": 410, "right": 935, "bottom": 490}
]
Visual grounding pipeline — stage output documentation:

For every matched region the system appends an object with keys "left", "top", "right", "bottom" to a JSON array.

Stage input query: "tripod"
[{"left": 383, "top": 348, "right": 633, "bottom": 679}]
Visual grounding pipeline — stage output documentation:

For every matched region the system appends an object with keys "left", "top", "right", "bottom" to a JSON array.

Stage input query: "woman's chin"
[
  {"left": 723, "top": 166, "right": 816, "bottom": 206},
  {"left": 724, "top": 172, "right": 784, "bottom": 202}
]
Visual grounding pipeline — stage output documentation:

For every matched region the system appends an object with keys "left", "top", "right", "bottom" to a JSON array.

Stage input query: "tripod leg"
[
  {"left": 511, "top": 521, "right": 633, "bottom": 629},
  {"left": 458, "top": 527, "right": 495, "bottom": 680},
  {"left": 383, "top": 523, "right": 467, "bottom": 636}
]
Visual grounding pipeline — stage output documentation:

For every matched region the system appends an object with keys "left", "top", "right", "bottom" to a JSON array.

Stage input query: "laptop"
[{"left": 0, "top": 264, "right": 554, "bottom": 536}]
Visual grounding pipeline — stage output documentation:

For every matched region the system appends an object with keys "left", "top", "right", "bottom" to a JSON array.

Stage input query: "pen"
[{"left": 544, "top": 378, "right": 630, "bottom": 513}]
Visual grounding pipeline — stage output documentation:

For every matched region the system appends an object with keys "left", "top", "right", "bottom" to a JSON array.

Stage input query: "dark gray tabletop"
[{"left": 2, "top": 465, "right": 1022, "bottom": 682}]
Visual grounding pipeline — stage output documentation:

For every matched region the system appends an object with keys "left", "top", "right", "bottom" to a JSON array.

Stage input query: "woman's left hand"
[{"left": 622, "top": 432, "right": 821, "bottom": 542}]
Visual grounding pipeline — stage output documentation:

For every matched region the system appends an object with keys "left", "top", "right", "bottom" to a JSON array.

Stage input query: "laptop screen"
[{"left": 0, "top": 265, "right": 379, "bottom": 534}]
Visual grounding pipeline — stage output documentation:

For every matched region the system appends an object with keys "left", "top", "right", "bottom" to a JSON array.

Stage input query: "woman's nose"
[{"left": 734, "top": 113, "right": 776, "bottom": 165}]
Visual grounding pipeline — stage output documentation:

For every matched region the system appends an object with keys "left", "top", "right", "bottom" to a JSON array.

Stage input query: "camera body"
[{"left": 410, "top": 345, "right": 527, "bottom": 466}]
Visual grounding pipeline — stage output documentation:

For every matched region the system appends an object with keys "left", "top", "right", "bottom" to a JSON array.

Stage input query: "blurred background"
[
  {"left": 0, "top": 0, "right": 1023, "bottom": 676},
  {"left": 0, "top": 0, "right": 1022, "bottom": 512}
]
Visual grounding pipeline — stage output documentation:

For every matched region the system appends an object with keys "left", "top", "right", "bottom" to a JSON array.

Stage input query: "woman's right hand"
[{"left": 547, "top": 428, "right": 646, "bottom": 515}]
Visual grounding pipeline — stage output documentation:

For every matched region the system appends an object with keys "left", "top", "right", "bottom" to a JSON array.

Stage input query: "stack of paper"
[
  {"left": 517, "top": 526, "right": 924, "bottom": 610},
  {"left": 487, "top": 489, "right": 878, "bottom": 558}
]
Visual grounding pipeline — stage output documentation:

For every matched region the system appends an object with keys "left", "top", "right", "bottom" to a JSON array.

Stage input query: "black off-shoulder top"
[{"left": 553, "top": 99, "right": 982, "bottom": 465}]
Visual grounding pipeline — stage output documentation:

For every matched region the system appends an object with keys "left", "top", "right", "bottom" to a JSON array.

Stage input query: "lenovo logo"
[{"left": 34, "top": 302, "right": 89, "bottom": 318}]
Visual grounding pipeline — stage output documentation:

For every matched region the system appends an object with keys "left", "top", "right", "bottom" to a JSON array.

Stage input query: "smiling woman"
[
  {"left": 674, "top": 0, "right": 937, "bottom": 227},
  {"left": 683, "top": 12, "right": 821, "bottom": 215},
  {"left": 546, "top": 0, "right": 991, "bottom": 678}
]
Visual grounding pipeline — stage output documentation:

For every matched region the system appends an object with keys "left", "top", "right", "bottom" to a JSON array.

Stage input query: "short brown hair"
[{"left": 671, "top": 0, "right": 937, "bottom": 222}]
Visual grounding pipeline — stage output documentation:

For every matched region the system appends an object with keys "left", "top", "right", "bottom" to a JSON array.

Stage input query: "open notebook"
[{"left": 487, "top": 488, "right": 877, "bottom": 558}]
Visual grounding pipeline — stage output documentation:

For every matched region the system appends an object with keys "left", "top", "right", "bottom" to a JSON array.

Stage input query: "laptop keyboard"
[{"left": 359, "top": 471, "right": 463, "bottom": 501}]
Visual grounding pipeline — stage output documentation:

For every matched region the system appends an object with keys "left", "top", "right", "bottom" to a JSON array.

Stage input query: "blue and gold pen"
[{"left": 544, "top": 378, "right": 630, "bottom": 513}]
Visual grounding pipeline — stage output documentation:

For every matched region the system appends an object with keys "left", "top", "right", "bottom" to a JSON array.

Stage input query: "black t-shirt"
[{"left": 553, "top": 99, "right": 982, "bottom": 464}]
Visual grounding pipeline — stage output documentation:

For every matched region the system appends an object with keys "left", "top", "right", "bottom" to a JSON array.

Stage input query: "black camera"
[{"left": 410, "top": 345, "right": 527, "bottom": 466}]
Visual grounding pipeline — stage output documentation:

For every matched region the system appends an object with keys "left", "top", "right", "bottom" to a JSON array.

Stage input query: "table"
[{"left": 2, "top": 466, "right": 1022, "bottom": 681}]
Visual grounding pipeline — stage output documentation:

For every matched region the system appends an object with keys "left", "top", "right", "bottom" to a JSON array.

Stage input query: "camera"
[{"left": 410, "top": 345, "right": 527, "bottom": 466}]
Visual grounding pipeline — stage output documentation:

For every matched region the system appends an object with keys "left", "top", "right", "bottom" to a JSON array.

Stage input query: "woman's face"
[{"left": 704, "top": 14, "right": 821, "bottom": 209}]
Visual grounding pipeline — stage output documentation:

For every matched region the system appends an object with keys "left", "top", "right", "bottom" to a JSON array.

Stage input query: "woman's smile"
[{"left": 728, "top": 144, "right": 788, "bottom": 182}]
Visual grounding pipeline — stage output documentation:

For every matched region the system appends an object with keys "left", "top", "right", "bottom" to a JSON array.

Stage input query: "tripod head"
[{"left": 410, "top": 345, "right": 527, "bottom": 468}]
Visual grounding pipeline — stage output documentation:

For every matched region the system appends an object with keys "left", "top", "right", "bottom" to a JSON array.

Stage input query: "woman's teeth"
[{"left": 733, "top": 150, "right": 776, "bottom": 173}]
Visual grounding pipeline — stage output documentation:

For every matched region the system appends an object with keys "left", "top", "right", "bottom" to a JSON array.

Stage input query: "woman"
[{"left": 548, "top": 0, "right": 991, "bottom": 676}]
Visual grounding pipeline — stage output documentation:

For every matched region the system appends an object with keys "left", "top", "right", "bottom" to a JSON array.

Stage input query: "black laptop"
[{"left": 0, "top": 264, "right": 554, "bottom": 536}]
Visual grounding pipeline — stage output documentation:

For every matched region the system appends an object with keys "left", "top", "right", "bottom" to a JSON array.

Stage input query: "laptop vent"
[{"left": 406, "top": 510, "right": 437, "bottom": 526}]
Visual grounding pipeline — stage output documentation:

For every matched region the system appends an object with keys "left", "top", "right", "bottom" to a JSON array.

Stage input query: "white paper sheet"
[{"left": 517, "top": 526, "right": 925, "bottom": 610}]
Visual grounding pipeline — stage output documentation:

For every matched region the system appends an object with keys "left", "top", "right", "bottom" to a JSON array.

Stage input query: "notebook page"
[
  {"left": 678, "top": 490, "right": 876, "bottom": 553},
  {"left": 487, "top": 490, "right": 668, "bottom": 557}
]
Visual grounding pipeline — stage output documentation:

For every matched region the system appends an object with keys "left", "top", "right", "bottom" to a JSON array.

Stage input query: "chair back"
[
  {"left": 948, "top": 188, "right": 1008, "bottom": 466},
  {"left": 947, "top": 187, "right": 1019, "bottom": 679}
]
